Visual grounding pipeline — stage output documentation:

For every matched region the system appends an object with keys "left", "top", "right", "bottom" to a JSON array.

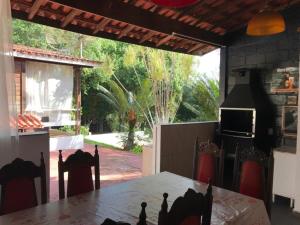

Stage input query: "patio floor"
[{"left": 49, "top": 144, "right": 142, "bottom": 202}]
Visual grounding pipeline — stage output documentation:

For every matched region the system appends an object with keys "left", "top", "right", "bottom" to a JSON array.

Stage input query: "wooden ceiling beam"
[
  {"left": 171, "top": 1, "right": 206, "bottom": 20},
  {"left": 139, "top": 31, "right": 157, "bottom": 43},
  {"left": 28, "top": 0, "right": 46, "bottom": 20},
  {"left": 187, "top": 43, "right": 204, "bottom": 53},
  {"left": 61, "top": 9, "right": 80, "bottom": 27},
  {"left": 173, "top": 40, "right": 188, "bottom": 50},
  {"left": 13, "top": 9, "right": 207, "bottom": 55},
  {"left": 93, "top": 18, "right": 110, "bottom": 34},
  {"left": 156, "top": 35, "right": 172, "bottom": 47},
  {"left": 216, "top": 1, "right": 265, "bottom": 29},
  {"left": 118, "top": 24, "right": 135, "bottom": 39},
  {"left": 194, "top": 1, "right": 238, "bottom": 24},
  {"left": 48, "top": 0, "right": 224, "bottom": 47},
  {"left": 14, "top": 0, "right": 141, "bottom": 39}
]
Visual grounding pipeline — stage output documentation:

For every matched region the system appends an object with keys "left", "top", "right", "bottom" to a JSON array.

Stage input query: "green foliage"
[
  {"left": 122, "top": 47, "right": 194, "bottom": 126},
  {"left": 80, "top": 126, "right": 90, "bottom": 136},
  {"left": 12, "top": 20, "right": 47, "bottom": 48},
  {"left": 131, "top": 145, "right": 143, "bottom": 154},
  {"left": 106, "top": 113, "right": 122, "bottom": 131},
  {"left": 58, "top": 126, "right": 74, "bottom": 134},
  {"left": 12, "top": 19, "right": 220, "bottom": 135},
  {"left": 176, "top": 75, "right": 220, "bottom": 122},
  {"left": 58, "top": 125, "right": 90, "bottom": 136},
  {"left": 12, "top": 19, "right": 88, "bottom": 56}
]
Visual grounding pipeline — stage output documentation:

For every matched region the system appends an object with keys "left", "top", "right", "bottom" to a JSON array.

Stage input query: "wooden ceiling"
[{"left": 10, "top": 0, "right": 300, "bottom": 55}]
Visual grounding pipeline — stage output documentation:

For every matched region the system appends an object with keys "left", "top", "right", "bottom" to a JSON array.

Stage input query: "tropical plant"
[
  {"left": 177, "top": 75, "right": 219, "bottom": 122},
  {"left": 97, "top": 80, "right": 129, "bottom": 127},
  {"left": 123, "top": 46, "right": 194, "bottom": 130}
]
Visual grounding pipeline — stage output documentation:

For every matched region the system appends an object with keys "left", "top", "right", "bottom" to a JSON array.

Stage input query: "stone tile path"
[{"left": 49, "top": 144, "right": 142, "bottom": 202}]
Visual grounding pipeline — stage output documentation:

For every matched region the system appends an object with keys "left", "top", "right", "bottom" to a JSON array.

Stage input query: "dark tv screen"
[{"left": 220, "top": 109, "right": 254, "bottom": 133}]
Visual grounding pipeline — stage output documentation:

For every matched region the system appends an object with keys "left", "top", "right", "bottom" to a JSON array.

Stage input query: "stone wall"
[{"left": 225, "top": 5, "right": 300, "bottom": 145}]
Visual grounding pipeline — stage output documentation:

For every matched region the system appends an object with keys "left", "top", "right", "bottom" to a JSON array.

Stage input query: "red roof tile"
[{"left": 13, "top": 44, "right": 102, "bottom": 68}]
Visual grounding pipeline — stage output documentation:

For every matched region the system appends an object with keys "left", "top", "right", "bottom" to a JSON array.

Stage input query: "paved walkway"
[{"left": 49, "top": 144, "right": 142, "bottom": 202}]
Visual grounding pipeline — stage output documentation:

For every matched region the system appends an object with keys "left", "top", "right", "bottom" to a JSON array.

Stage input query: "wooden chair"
[
  {"left": 101, "top": 202, "right": 147, "bottom": 225},
  {"left": 0, "top": 153, "right": 47, "bottom": 215},
  {"left": 58, "top": 145, "right": 100, "bottom": 199},
  {"left": 192, "top": 138, "right": 224, "bottom": 187},
  {"left": 233, "top": 145, "right": 274, "bottom": 216},
  {"left": 101, "top": 219, "right": 130, "bottom": 225},
  {"left": 158, "top": 183, "right": 213, "bottom": 225}
]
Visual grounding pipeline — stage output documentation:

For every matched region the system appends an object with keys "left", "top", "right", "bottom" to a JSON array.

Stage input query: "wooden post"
[
  {"left": 158, "top": 193, "right": 168, "bottom": 225},
  {"left": 58, "top": 150, "right": 65, "bottom": 199},
  {"left": 94, "top": 145, "right": 100, "bottom": 189},
  {"left": 73, "top": 67, "right": 82, "bottom": 135},
  {"left": 40, "top": 152, "right": 47, "bottom": 204},
  {"left": 21, "top": 61, "right": 26, "bottom": 114}
]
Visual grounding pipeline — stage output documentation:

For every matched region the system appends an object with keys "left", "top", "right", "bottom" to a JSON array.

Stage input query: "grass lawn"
[{"left": 84, "top": 138, "right": 122, "bottom": 150}]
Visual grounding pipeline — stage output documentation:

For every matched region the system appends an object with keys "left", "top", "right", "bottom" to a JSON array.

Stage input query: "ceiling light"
[{"left": 247, "top": 10, "right": 286, "bottom": 36}]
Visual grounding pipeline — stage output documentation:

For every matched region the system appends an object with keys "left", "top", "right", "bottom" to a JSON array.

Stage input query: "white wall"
[
  {"left": 49, "top": 135, "right": 84, "bottom": 151},
  {"left": 19, "top": 131, "right": 50, "bottom": 203}
]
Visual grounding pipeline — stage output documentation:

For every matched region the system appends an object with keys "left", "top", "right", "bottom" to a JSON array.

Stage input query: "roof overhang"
[
  {"left": 10, "top": 0, "right": 299, "bottom": 56},
  {"left": 13, "top": 45, "right": 102, "bottom": 68}
]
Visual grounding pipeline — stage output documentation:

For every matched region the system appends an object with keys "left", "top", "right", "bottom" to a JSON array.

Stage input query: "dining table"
[{"left": 0, "top": 171, "right": 270, "bottom": 225}]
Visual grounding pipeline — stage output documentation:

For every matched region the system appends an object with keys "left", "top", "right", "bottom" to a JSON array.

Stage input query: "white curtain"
[
  {"left": 0, "top": 0, "right": 19, "bottom": 167},
  {"left": 25, "top": 61, "right": 74, "bottom": 125}
]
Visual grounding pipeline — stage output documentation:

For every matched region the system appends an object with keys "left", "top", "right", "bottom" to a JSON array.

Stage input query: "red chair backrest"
[
  {"left": 1, "top": 177, "right": 37, "bottom": 214},
  {"left": 58, "top": 147, "right": 100, "bottom": 199},
  {"left": 180, "top": 216, "right": 201, "bottom": 225},
  {"left": 196, "top": 152, "right": 215, "bottom": 184},
  {"left": 239, "top": 160, "right": 264, "bottom": 199},
  {"left": 0, "top": 155, "right": 47, "bottom": 215},
  {"left": 193, "top": 139, "right": 224, "bottom": 187},
  {"left": 67, "top": 165, "right": 94, "bottom": 197}
]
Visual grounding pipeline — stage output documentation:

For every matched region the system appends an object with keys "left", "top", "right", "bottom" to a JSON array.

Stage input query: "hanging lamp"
[
  {"left": 246, "top": 10, "right": 286, "bottom": 36},
  {"left": 152, "top": 0, "right": 198, "bottom": 8}
]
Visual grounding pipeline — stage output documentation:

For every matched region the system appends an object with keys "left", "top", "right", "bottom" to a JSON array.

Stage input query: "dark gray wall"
[{"left": 224, "top": 6, "right": 300, "bottom": 145}]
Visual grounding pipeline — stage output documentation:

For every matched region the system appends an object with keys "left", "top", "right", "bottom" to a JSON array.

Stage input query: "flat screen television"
[{"left": 219, "top": 108, "right": 255, "bottom": 137}]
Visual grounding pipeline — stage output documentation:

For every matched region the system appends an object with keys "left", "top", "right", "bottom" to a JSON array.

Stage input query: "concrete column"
[
  {"left": 293, "top": 55, "right": 300, "bottom": 213},
  {"left": 73, "top": 67, "right": 82, "bottom": 135},
  {"left": 219, "top": 47, "right": 228, "bottom": 105}
]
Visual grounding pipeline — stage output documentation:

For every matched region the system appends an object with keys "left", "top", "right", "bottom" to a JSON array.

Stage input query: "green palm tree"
[{"left": 181, "top": 75, "right": 219, "bottom": 121}]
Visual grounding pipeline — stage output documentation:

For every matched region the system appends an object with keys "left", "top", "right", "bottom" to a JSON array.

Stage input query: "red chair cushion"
[
  {"left": 67, "top": 165, "right": 94, "bottom": 197},
  {"left": 180, "top": 216, "right": 201, "bottom": 225},
  {"left": 239, "top": 160, "right": 264, "bottom": 199},
  {"left": 196, "top": 152, "right": 215, "bottom": 184},
  {"left": 1, "top": 177, "right": 37, "bottom": 214}
]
